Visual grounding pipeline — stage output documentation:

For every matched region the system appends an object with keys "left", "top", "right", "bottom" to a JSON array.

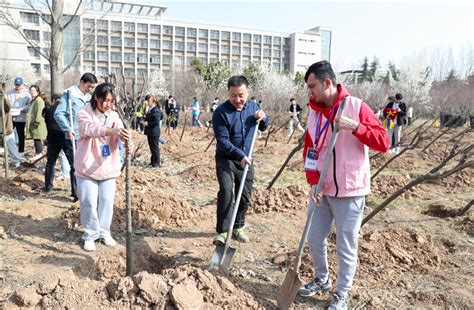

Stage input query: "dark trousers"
[
  {"left": 34, "top": 139, "right": 43, "bottom": 154},
  {"left": 44, "top": 139, "right": 77, "bottom": 197},
  {"left": 13, "top": 121, "right": 26, "bottom": 153},
  {"left": 147, "top": 134, "right": 160, "bottom": 167},
  {"left": 215, "top": 156, "right": 254, "bottom": 234}
]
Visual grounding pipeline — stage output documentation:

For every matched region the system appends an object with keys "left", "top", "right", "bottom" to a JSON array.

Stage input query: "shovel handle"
[
  {"left": 293, "top": 98, "right": 347, "bottom": 271},
  {"left": 220, "top": 121, "right": 260, "bottom": 263}
]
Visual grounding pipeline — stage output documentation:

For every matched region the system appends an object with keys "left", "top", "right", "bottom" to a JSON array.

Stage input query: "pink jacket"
[
  {"left": 74, "top": 103, "right": 124, "bottom": 180},
  {"left": 303, "top": 85, "right": 390, "bottom": 197}
]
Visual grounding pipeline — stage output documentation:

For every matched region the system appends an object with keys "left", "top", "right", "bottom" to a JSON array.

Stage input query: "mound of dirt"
[
  {"left": 123, "top": 170, "right": 178, "bottom": 190},
  {"left": 5, "top": 265, "right": 262, "bottom": 309},
  {"left": 179, "top": 164, "right": 215, "bottom": 182},
  {"left": 371, "top": 175, "right": 422, "bottom": 198},
  {"left": 61, "top": 191, "right": 205, "bottom": 232},
  {"left": 250, "top": 185, "right": 308, "bottom": 214}
]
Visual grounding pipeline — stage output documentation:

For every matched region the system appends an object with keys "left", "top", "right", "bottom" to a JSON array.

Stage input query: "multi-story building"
[{"left": 0, "top": 0, "right": 332, "bottom": 79}]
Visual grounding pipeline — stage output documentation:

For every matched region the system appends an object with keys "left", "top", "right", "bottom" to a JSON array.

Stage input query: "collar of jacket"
[{"left": 307, "top": 84, "right": 350, "bottom": 118}]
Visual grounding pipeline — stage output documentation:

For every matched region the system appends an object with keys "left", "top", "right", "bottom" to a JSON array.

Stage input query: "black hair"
[
  {"left": 80, "top": 72, "right": 98, "bottom": 84},
  {"left": 214, "top": 97, "right": 219, "bottom": 100},
  {"left": 304, "top": 60, "right": 337, "bottom": 86},
  {"left": 290, "top": 98, "right": 295, "bottom": 102},
  {"left": 395, "top": 93, "right": 403, "bottom": 100},
  {"left": 52, "top": 93, "right": 62, "bottom": 103},
  {"left": 227, "top": 75, "right": 249, "bottom": 90},
  {"left": 90, "top": 83, "right": 116, "bottom": 110},
  {"left": 145, "top": 94, "right": 154, "bottom": 101},
  {"left": 29, "top": 85, "right": 40, "bottom": 95}
]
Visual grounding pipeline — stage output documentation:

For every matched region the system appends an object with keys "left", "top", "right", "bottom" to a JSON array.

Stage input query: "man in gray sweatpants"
[{"left": 298, "top": 61, "right": 390, "bottom": 309}]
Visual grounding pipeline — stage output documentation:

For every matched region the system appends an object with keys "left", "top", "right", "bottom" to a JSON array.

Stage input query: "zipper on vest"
[{"left": 331, "top": 122, "right": 339, "bottom": 197}]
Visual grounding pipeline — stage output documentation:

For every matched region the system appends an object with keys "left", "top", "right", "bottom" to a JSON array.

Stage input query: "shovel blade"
[
  {"left": 276, "top": 268, "right": 302, "bottom": 310},
  {"left": 208, "top": 245, "right": 236, "bottom": 271}
]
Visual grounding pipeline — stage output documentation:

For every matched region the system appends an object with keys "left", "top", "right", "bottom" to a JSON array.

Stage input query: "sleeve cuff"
[{"left": 353, "top": 122, "right": 367, "bottom": 137}]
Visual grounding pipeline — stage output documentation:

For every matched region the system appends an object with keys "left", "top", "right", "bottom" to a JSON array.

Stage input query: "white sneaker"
[
  {"left": 83, "top": 239, "right": 96, "bottom": 251},
  {"left": 102, "top": 235, "right": 117, "bottom": 247}
]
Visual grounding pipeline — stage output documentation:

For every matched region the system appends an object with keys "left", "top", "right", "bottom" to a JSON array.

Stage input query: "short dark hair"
[
  {"left": 90, "top": 83, "right": 115, "bottom": 110},
  {"left": 29, "top": 85, "right": 40, "bottom": 95},
  {"left": 304, "top": 60, "right": 336, "bottom": 86},
  {"left": 395, "top": 93, "right": 403, "bottom": 100},
  {"left": 227, "top": 75, "right": 249, "bottom": 90},
  {"left": 145, "top": 94, "right": 154, "bottom": 101},
  {"left": 80, "top": 72, "right": 98, "bottom": 84},
  {"left": 52, "top": 93, "right": 62, "bottom": 103},
  {"left": 214, "top": 97, "right": 219, "bottom": 100},
  {"left": 290, "top": 98, "right": 295, "bottom": 102}
]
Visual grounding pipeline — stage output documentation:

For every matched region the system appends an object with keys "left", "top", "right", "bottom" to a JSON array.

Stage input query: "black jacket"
[
  {"left": 144, "top": 106, "right": 163, "bottom": 137},
  {"left": 384, "top": 101, "right": 407, "bottom": 125},
  {"left": 43, "top": 102, "right": 65, "bottom": 142}
]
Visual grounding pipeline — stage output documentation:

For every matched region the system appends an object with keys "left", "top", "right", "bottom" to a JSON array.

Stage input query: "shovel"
[
  {"left": 209, "top": 120, "right": 260, "bottom": 272},
  {"left": 20, "top": 153, "right": 47, "bottom": 168},
  {"left": 277, "top": 98, "right": 347, "bottom": 309}
]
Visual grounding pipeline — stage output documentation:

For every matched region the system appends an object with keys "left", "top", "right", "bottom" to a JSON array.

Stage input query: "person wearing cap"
[
  {"left": 54, "top": 72, "right": 98, "bottom": 201},
  {"left": 1, "top": 83, "right": 21, "bottom": 168},
  {"left": 7, "top": 77, "right": 31, "bottom": 156}
]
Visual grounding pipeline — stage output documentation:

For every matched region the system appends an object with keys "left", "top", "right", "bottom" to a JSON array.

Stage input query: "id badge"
[
  {"left": 101, "top": 144, "right": 111, "bottom": 157},
  {"left": 304, "top": 149, "right": 318, "bottom": 171}
]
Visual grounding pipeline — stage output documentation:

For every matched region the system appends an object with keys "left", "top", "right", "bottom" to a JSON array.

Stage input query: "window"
[
  {"left": 28, "top": 47, "right": 40, "bottom": 58},
  {"left": 221, "top": 31, "right": 230, "bottom": 40},
  {"left": 175, "top": 42, "right": 185, "bottom": 51},
  {"left": 221, "top": 45, "right": 230, "bottom": 53},
  {"left": 210, "top": 44, "right": 219, "bottom": 53},
  {"left": 175, "top": 56, "right": 185, "bottom": 65},
  {"left": 243, "top": 33, "right": 251, "bottom": 42},
  {"left": 97, "top": 36, "right": 108, "bottom": 45},
  {"left": 284, "top": 38, "right": 291, "bottom": 45},
  {"left": 124, "top": 53, "right": 135, "bottom": 62},
  {"left": 163, "top": 55, "right": 172, "bottom": 64},
  {"left": 124, "top": 38, "right": 135, "bottom": 47},
  {"left": 43, "top": 64, "right": 50, "bottom": 73},
  {"left": 21, "top": 12, "right": 39, "bottom": 25},
  {"left": 150, "top": 55, "right": 160, "bottom": 63},
  {"left": 97, "top": 20, "right": 108, "bottom": 30},
  {"left": 253, "top": 34, "right": 261, "bottom": 43},
  {"left": 273, "top": 63, "right": 280, "bottom": 71},
  {"left": 137, "top": 39, "right": 148, "bottom": 48},
  {"left": 253, "top": 48, "right": 261, "bottom": 56},
  {"left": 97, "top": 51, "right": 108, "bottom": 61},
  {"left": 187, "top": 57, "right": 196, "bottom": 65},
  {"left": 273, "top": 50, "right": 281, "bottom": 58},
  {"left": 163, "top": 41, "right": 172, "bottom": 50},
  {"left": 199, "top": 29, "right": 208, "bottom": 38},
  {"left": 137, "top": 69, "right": 147, "bottom": 77},
  {"left": 111, "top": 52, "right": 122, "bottom": 62},
  {"left": 111, "top": 21, "right": 122, "bottom": 31},
  {"left": 232, "top": 46, "right": 240, "bottom": 55},
  {"left": 150, "top": 40, "right": 160, "bottom": 49},
  {"left": 83, "top": 18, "right": 95, "bottom": 29},
  {"left": 150, "top": 25, "right": 160, "bottom": 34},
  {"left": 263, "top": 49, "right": 271, "bottom": 57},
  {"left": 232, "top": 32, "right": 241, "bottom": 41},
  {"left": 199, "top": 43, "right": 208, "bottom": 52},
  {"left": 210, "top": 30, "right": 219, "bottom": 39},
  {"left": 84, "top": 51, "right": 95, "bottom": 60},
  {"left": 163, "top": 26, "right": 173, "bottom": 35},
  {"left": 43, "top": 31, "right": 51, "bottom": 42},
  {"left": 283, "top": 50, "right": 290, "bottom": 58},
  {"left": 187, "top": 28, "right": 196, "bottom": 37},
  {"left": 137, "top": 54, "right": 148, "bottom": 63},
  {"left": 187, "top": 42, "right": 196, "bottom": 51},
  {"left": 24, "top": 29, "right": 40, "bottom": 41},
  {"left": 264, "top": 35, "right": 272, "bottom": 44},
  {"left": 274, "top": 37, "right": 281, "bottom": 45},
  {"left": 124, "top": 68, "right": 134, "bottom": 76},
  {"left": 111, "top": 37, "right": 122, "bottom": 47},
  {"left": 137, "top": 23, "right": 148, "bottom": 33},
  {"left": 242, "top": 47, "right": 251, "bottom": 56},
  {"left": 175, "top": 27, "right": 185, "bottom": 36},
  {"left": 124, "top": 22, "right": 135, "bottom": 32},
  {"left": 31, "top": 63, "right": 40, "bottom": 73}
]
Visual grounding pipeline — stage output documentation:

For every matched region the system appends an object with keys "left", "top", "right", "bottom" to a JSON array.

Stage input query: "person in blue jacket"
[
  {"left": 211, "top": 75, "right": 269, "bottom": 245},
  {"left": 54, "top": 72, "right": 97, "bottom": 201}
]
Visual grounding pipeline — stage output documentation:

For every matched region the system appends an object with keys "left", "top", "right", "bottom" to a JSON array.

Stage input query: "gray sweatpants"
[
  {"left": 307, "top": 195, "right": 365, "bottom": 297},
  {"left": 77, "top": 176, "right": 116, "bottom": 241}
]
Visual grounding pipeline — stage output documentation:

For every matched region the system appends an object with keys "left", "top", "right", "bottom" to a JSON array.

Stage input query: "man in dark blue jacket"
[{"left": 212, "top": 75, "right": 269, "bottom": 245}]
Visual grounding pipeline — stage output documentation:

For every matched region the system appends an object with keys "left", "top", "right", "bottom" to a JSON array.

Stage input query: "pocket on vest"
[{"left": 344, "top": 162, "right": 369, "bottom": 190}]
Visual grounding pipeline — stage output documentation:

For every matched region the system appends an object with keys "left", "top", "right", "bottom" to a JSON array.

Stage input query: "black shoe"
[
  {"left": 72, "top": 196, "right": 79, "bottom": 203},
  {"left": 42, "top": 187, "right": 52, "bottom": 193}
]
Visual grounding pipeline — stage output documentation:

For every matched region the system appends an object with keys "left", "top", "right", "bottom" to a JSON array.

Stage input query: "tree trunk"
[{"left": 50, "top": 0, "right": 65, "bottom": 94}]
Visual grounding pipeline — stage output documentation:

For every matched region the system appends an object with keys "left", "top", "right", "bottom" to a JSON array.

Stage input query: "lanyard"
[
  {"left": 101, "top": 115, "right": 108, "bottom": 143},
  {"left": 313, "top": 103, "right": 340, "bottom": 149}
]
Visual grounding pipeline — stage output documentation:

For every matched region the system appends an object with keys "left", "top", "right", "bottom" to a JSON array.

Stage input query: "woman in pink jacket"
[{"left": 75, "top": 83, "right": 130, "bottom": 251}]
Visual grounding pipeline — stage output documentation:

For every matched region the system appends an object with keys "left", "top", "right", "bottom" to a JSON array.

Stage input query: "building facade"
[{"left": 0, "top": 0, "right": 332, "bottom": 79}]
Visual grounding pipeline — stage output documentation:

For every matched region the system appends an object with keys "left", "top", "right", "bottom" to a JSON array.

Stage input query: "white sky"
[{"left": 152, "top": 0, "right": 474, "bottom": 72}]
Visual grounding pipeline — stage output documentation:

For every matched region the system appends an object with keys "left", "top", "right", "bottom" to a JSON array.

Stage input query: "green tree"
[
  {"left": 388, "top": 61, "right": 400, "bottom": 81},
  {"left": 293, "top": 71, "right": 305, "bottom": 88},
  {"left": 243, "top": 63, "right": 265, "bottom": 90},
  {"left": 445, "top": 69, "right": 459, "bottom": 83},
  {"left": 202, "top": 61, "right": 230, "bottom": 91},
  {"left": 191, "top": 58, "right": 205, "bottom": 76},
  {"left": 383, "top": 71, "right": 391, "bottom": 85},
  {"left": 360, "top": 57, "right": 370, "bottom": 82},
  {"left": 369, "top": 57, "right": 380, "bottom": 82}
]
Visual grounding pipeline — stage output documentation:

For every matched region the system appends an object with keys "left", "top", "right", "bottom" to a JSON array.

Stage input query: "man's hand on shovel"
[{"left": 310, "top": 184, "right": 323, "bottom": 205}]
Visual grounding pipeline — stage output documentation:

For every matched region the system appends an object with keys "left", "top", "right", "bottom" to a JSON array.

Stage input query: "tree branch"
[{"left": 62, "top": 0, "right": 83, "bottom": 30}]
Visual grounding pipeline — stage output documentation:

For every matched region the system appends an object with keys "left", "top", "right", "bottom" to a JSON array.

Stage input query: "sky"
[{"left": 148, "top": 0, "right": 474, "bottom": 72}]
